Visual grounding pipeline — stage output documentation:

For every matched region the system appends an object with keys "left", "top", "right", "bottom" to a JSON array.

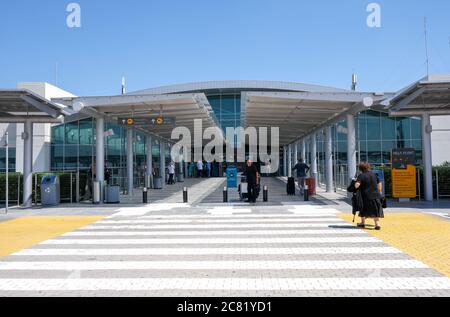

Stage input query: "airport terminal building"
[{"left": 1, "top": 76, "right": 449, "bottom": 206}]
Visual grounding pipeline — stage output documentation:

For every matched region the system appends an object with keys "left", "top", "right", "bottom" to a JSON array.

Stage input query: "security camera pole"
[{"left": 4, "top": 131, "right": 8, "bottom": 214}]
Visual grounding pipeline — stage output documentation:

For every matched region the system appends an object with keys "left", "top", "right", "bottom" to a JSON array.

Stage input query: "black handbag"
[{"left": 381, "top": 197, "right": 387, "bottom": 209}]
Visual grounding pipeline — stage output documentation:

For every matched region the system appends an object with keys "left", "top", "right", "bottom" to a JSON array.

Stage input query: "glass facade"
[
  {"left": 316, "top": 110, "right": 422, "bottom": 190},
  {"left": 207, "top": 93, "right": 241, "bottom": 131},
  {"left": 0, "top": 148, "right": 16, "bottom": 173},
  {"left": 50, "top": 118, "right": 168, "bottom": 190}
]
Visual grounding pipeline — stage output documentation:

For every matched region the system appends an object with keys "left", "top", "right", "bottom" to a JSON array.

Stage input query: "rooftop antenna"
[
  {"left": 424, "top": 17, "right": 430, "bottom": 77},
  {"left": 121, "top": 76, "right": 126, "bottom": 95},
  {"left": 351, "top": 73, "right": 358, "bottom": 91}
]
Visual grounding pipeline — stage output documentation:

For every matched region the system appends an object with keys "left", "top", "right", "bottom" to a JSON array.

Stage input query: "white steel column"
[
  {"left": 283, "top": 146, "right": 287, "bottom": 177},
  {"left": 311, "top": 133, "right": 318, "bottom": 188},
  {"left": 301, "top": 139, "right": 306, "bottom": 161},
  {"left": 325, "top": 126, "right": 334, "bottom": 193},
  {"left": 294, "top": 142, "right": 298, "bottom": 166},
  {"left": 288, "top": 144, "right": 292, "bottom": 177},
  {"left": 160, "top": 141, "right": 166, "bottom": 188},
  {"left": 146, "top": 135, "right": 153, "bottom": 180},
  {"left": 22, "top": 120, "right": 33, "bottom": 208},
  {"left": 347, "top": 114, "right": 357, "bottom": 181},
  {"left": 96, "top": 117, "right": 105, "bottom": 202},
  {"left": 126, "top": 129, "right": 134, "bottom": 195},
  {"left": 422, "top": 113, "right": 433, "bottom": 201}
]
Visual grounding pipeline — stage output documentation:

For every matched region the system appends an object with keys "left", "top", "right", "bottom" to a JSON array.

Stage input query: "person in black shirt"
[
  {"left": 354, "top": 162, "right": 384, "bottom": 230},
  {"left": 244, "top": 160, "right": 260, "bottom": 203},
  {"left": 292, "top": 159, "right": 310, "bottom": 195}
]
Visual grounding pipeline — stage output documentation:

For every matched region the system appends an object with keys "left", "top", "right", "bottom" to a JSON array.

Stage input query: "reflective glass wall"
[
  {"left": 316, "top": 110, "right": 423, "bottom": 190},
  {"left": 0, "top": 148, "right": 16, "bottom": 173},
  {"left": 51, "top": 119, "right": 162, "bottom": 190}
]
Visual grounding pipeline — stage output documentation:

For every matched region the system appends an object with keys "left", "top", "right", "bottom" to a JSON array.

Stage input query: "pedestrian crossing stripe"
[
  {"left": 11, "top": 247, "right": 402, "bottom": 256},
  {"left": 0, "top": 278, "right": 448, "bottom": 291}
]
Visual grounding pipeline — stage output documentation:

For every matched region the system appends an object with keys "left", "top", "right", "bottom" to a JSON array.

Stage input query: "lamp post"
[{"left": 4, "top": 131, "right": 9, "bottom": 214}]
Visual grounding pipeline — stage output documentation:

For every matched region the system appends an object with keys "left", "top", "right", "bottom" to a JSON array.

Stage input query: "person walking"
[
  {"left": 354, "top": 162, "right": 384, "bottom": 230},
  {"left": 168, "top": 162, "right": 176, "bottom": 185},
  {"left": 244, "top": 160, "right": 260, "bottom": 203},
  {"left": 196, "top": 160, "right": 203, "bottom": 178},
  {"left": 292, "top": 159, "right": 310, "bottom": 196},
  {"left": 205, "top": 161, "right": 211, "bottom": 178}
]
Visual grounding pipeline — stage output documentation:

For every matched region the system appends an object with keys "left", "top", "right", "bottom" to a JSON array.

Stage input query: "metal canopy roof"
[
  {"left": 242, "top": 91, "right": 389, "bottom": 145},
  {"left": 0, "top": 89, "right": 70, "bottom": 123},
  {"left": 130, "top": 80, "right": 351, "bottom": 95},
  {"left": 386, "top": 75, "right": 450, "bottom": 116},
  {"left": 54, "top": 93, "right": 221, "bottom": 143}
]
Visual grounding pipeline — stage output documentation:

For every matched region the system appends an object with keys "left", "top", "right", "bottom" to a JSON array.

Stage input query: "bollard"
[
  {"left": 223, "top": 187, "right": 228, "bottom": 203},
  {"left": 304, "top": 185, "right": 309, "bottom": 202},
  {"left": 183, "top": 187, "right": 188, "bottom": 203},
  {"left": 143, "top": 187, "right": 148, "bottom": 204},
  {"left": 263, "top": 186, "right": 268, "bottom": 202}
]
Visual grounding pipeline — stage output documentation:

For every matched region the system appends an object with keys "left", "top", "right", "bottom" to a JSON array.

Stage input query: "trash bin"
[
  {"left": 93, "top": 181, "right": 101, "bottom": 204},
  {"left": 105, "top": 185, "right": 120, "bottom": 204},
  {"left": 306, "top": 177, "right": 316, "bottom": 196},
  {"left": 177, "top": 174, "right": 184, "bottom": 183},
  {"left": 226, "top": 166, "right": 238, "bottom": 189},
  {"left": 41, "top": 176, "right": 60, "bottom": 206}
]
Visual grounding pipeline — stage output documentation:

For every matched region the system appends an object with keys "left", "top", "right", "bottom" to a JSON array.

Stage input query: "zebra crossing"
[{"left": 1, "top": 205, "right": 450, "bottom": 297}]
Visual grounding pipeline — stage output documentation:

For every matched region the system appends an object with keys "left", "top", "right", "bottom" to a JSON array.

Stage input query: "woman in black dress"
[{"left": 354, "top": 162, "right": 384, "bottom": 230}]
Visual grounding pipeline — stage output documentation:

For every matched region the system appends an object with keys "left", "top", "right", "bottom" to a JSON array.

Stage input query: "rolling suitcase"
[{"left": 287, "top": 177, "right": 296, "bottom": 196}]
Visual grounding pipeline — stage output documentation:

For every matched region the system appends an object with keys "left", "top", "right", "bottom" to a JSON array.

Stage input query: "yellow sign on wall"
[{"left": 392, "top": 165, "right": 417, "bottom": 198}]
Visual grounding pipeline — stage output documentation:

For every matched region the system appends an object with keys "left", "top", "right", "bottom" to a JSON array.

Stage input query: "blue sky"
[{"left": 0, "top": 0, "right": 449, "bottom": 96}]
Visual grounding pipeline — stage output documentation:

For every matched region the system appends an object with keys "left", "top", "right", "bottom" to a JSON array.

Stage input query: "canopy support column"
[
  {"left": 311, "top": 133, "right": 318, "bottom": 189},
  {"left": 287, "top": 144, "right": 292, "bottom": 177},
  {"left": 22, "top": 120, "right": 33, "bottom": 208},
  {"left": 347, "top": 114, "right": 357, "bottom": 182},
  {"left": 422, "top": 113, "right": 433, "bottom": 201},
  {"left": 160, "top": 141, "right": 166, "bottom": 188},
  {"left": 325, "top": 126, "right": 334, "bottom": 193},
  {"left": 96, "top": 117, "right": 105, "bottom": 203},
  {"left": 146, "top": 135, "right": 153, "bottom": 188},
  {"left": 126, "top": 128, "right": 134, "bottom": 195}
]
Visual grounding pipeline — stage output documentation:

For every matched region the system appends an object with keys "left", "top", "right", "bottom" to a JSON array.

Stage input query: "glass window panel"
[
  {"left": 65, "top": 122, "right": 79, "bottom": 145},
  {"left": 367, "top": 141, "right": 382, "bottom": 164},
  {"left": 64, "top": 145, "right": 78, "bottom": 170},
  {"left": 381, "top": 115, "right": 396, "bottom": 140},
  {"left": 366, "top": 112, "right": 381, "bottom": 141},
  {"left": 51, "top": 124, "right": 65, "bottom": 145},
  {"left": 395, "top": 118, "right": 411, "bottom": 141},
  {"left": 79, "top": 145, "right": 93, "bottom": 169},
  {"left": 51, "top": 145, "right": 64, "bottom": 170},
  {"left": 79, "top": 119, "right": 94, "bottom": 145},
  {"left": 382, "top": 141, "right": 396, "bottom": 164},
  {"left": 411, "top": 117, "right": 422, "bottom": 140}
]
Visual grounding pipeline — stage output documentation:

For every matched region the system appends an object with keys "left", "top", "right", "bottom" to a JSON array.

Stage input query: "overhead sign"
[
  {"left": 391, "top": 148, "right": 417, "bottom": 199},
  {"left": 118, "top": 117, "right": 175, "bottom": 127},
  {"left": 118, "top": 118, "right": 136, "bottom": 126}
]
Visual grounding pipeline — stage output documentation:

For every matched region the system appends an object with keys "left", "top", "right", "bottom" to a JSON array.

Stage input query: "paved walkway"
[{"left": 0, "top": 203, "right": 449, "bottom": 297}]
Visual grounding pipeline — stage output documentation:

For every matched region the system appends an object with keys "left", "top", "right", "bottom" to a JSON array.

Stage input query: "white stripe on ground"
[
  {"left": 12, "top": 247, "right": 402, "bottom": 256},
  {"left": 62, "top": 230, "right": 366, "bottom": 237},
  {"left": 139, "top": 214, "right": 340, "bottom": 219},
  {"left": 82, "top": 223, "right": 347, "bottom": 230},
  {"left": 40, "top": 237, "right": 381, "bottom": 245},
  {"left": 97, "top": 218, "right": 345, "bottom": 224},
  {"left": 0, "top": 260, "right": 428, "bottom": 271},
  {"left": 0, "top": 278, "right": 449, "bottom": 291}
]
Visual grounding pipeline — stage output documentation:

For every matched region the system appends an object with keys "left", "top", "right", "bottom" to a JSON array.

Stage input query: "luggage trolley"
[{"left": 238, "top": 175, "right": 249, "bottom": 201}]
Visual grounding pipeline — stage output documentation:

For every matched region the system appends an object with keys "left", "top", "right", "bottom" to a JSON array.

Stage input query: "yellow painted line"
[
  {"left": 339, "top": 213, "right": 450, "bottom": 278},
  {"left": 0, "top": 216, "right": 104, "bottom": 257}
]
